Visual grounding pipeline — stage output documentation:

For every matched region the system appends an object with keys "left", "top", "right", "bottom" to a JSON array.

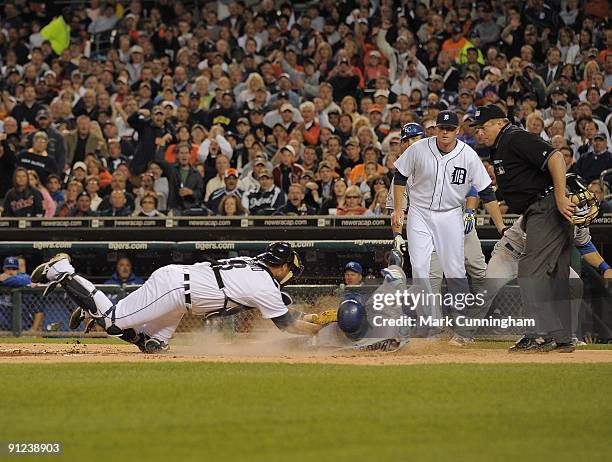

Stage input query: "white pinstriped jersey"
[{"left": 393, "top": 137, "right": 491, "bottom": 211}]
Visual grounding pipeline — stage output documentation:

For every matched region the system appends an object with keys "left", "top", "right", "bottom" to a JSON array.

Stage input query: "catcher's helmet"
[
  {"left": 400, "top": 122, "right": 425, "bottom": 141},
  {"left": 257, "top": 242, "right": 304, "bottom": 283},
  {"left": 566, "top": 173, "right": 599, "bottom": 228},
  {"left": 337, "top": 299, "right": 368, "bottom": 340}
]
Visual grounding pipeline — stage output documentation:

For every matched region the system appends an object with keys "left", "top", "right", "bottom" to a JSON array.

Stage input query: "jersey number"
[{"left": 218, "top": 259, "right": 264, "bottom": 272}]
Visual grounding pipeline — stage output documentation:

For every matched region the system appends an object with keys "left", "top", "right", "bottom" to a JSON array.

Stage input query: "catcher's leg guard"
[
  {"left": 59, "top": 274, "right": 100, "bottom": 317},
  {"left": 118, "top": 328, "right": 148, "bottom": 352}
]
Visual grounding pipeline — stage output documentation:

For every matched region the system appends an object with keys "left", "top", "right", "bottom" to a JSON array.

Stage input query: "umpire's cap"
[
  {"left": 400, "top": 122, "right": 425, "bottom": 141},
  {"left": 257, "top": 242, "right": 304, "bottom": 278},
  {"left": 469, "top": 105, "right": 506, "bottom": 127}
]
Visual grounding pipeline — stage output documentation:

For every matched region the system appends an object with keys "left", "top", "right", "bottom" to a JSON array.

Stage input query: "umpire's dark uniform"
[{"left": 472, "top": 106, "right": 573, "bottom": 350}]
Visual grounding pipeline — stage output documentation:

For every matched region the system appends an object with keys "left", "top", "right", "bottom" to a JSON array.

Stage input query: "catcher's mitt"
[{"left": 302, "top": 309, "right": 337, "bottom": 325}]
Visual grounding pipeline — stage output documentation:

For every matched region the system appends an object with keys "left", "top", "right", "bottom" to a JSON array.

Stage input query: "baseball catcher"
[{"left": 30, "top": 242, "right": 321, "bottom": 353}]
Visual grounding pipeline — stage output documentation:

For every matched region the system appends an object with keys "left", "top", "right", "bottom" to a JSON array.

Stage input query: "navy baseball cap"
[
  {"left": 345, "top": 261, "right": 363, "bottom": 274},
  {"left": 401, "top": 122, "right": 425, "bottom": 140},
  {"left": 470, "top": 105, "right": 507, "bottom": 127},
  {"left": 436, "top": 110, "right": 459, "bottom": 129},
  {"left": 3, "top": 256, "right": 19, "bottom": 269}
]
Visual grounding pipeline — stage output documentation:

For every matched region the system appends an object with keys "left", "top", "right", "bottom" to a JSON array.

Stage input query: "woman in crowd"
[
  {"left": 146, "top": 161, "right": 169, "bottom": 211},
  {"left": 336, "top": 186, "right": 367, "bottom": 216},
  {"left": 2, "top": 167, "right": 44, "bottom": 217},
  {"left": 218, "top": 194, "right": 247, "bottom": 216},
  {"left": 319, "top": 177, "right": 348, "bottom": 215},
  {"left": 134, "top": 191, "right": 165, "bottom": 217},
  {"left": 27, "top": 169, "right": 56, "bottom": 217}
]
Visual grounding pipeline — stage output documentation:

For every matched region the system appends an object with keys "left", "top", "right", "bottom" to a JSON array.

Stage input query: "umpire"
[{"left": 471, "top": 105, "right": 576, "bottom": 353}]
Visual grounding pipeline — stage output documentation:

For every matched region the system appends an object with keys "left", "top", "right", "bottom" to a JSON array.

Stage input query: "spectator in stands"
[
  {"left": 106, "top": 138, "right": 128, "bottom": 173},
  {"left": 204, "top": 154, "right": 231, "bottom": 202},
  {"left": 240, "top": 155, "right": 267, "bottom": 192},
  {"left": 343, "top": 261, "right": 363, "bottom": 286},
  {"left": 10, "top": 84, "right": 42, "bottom": 128},
  {"left": 588, "top": 180, "right": 612, "bottom": 213},
  {"left": 218, "top": 194, "right": 248, "bottom": 217},
  {"left": 133, "top": 172, "right": 158, "bottom": 213},
  {"left": 99, "top": 190, "right": 132, "bottom": 217},
  {"left": 273, "top": 145, "right": 305, "bottom": 193},
  {"left": 0, "top": 256, "right": 30, "bottom": 288},
  {"left": 64, "top": 115, "right": 108, "bottom": 168},
  {"left": 1, "top": 167, "right": 43, "bottom": 217},
  {"left": 85, "top": 175, "right": 103, "bottom": 211},
  {"left": 207, "top": 168, "right": 243, "bottom": 214},
  {"left": 68, "top": 191, "right": 96, "bottom": 217},
  {"left": 45, "top": 174, "right": 64, "bottom": 208},
  {"left": 336, "top": 186, "right": 368, "bottom": 216},
  {"left": 242, "top": 168, "right": 286, "bottom": 215},
  {"left": 320, "top": 177, "right": 348, "bottom": 215},
  {"left": 299, "top": 101, "right": 320, "bottom": 146},
  {"left": 274, "top": 183, "right": 317, "bottom": 216},
  {"left": 128, "top": 106, "right": 175, "bottom": 175},
  {"left": 27, "top": 169, "right": 55, "bottom": 217},
  {"left": 134, "top": 192, "right": 165, "bottom": 217},
  {"left": 367, "top": 188, "right": 390, "bottom": 216},
  {"left": 164, "top": 124, "right": 198, "bottom": 165},
  {"left": 55, "top": 180, "right": 83, "bottom": 217},
  {"left": 576, "top": 133, "right": 612, "bottom": 182},
  {"left": 85, "top": 155, "right": 112, "bottom": 190},
  {"left": 70, "top": 161, "right": 89, "bottom": 185},
  {"left": 167, "top": 143, "right": 204, "bottom": 214},
  {"left": 147, "top": 161, "right": 169, "bottom": 211},
  {"left": 28, "top": 109, "right": 66, "bottom": 172},
  {"left": 105, "top": 256, "right": 144, "bottom": 286},
  {"left": 99, "top": 171, "right": 136, "bottom": 211},
  {"left": 15, "top": 131, "right": 57, "bottom": 184}
]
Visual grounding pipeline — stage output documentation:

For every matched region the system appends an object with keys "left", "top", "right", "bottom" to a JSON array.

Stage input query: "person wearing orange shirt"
[
  {"left": 442, "top": 23, "right": 468, "bottom": 62},
  {"left": 348, "top": 146, "right": 385, "bottom": 186}
]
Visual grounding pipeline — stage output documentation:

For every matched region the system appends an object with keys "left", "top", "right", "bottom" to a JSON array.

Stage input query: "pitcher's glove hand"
[
  {"left": 463, "top": 208, "right": 475, "bottom": 235},
  {"left": 302, "top": 309, "right": 337, "bottom": 325},
  {"left": 393, "top": 233, "right": 407, "bottom": 253}
]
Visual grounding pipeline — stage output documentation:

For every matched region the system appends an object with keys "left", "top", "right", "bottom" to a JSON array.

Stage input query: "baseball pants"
[
  {"left": 486, "top": 244, "right": 582, "bottom": 337},
  {"left": 48, "top": 259, "right": 188, "bottom": 342},
  {"left": 518, "top": 194, "right": 573, "bottom": 343}
]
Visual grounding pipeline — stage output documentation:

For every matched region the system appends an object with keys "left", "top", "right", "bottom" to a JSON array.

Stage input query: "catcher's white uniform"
[{"left": 46, "top": 257, "right": 288, "bottom": 342}]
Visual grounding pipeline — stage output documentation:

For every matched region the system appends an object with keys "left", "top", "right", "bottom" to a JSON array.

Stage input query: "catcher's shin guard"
[{"left": 58, "top": 274, "right": 100, "bottom": 317}]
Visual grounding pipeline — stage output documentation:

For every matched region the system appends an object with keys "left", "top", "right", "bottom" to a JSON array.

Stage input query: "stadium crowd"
[{"left": 0, "top": 0, "right": 611, "bottom": 218}]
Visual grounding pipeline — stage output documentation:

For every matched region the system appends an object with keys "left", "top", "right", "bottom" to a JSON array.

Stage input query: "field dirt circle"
[{"left": 1, "top": 339, "right": 612, "bottom": 365}]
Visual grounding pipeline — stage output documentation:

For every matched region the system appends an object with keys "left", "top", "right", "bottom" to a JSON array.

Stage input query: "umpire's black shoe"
[
  {"left": 529, "top": 337, "right": 558, "bottom": 353},
  {"left": 508, "top": 336, "right": 536, "bottom": 353},
  {"left": 553, "top": 342, "right": 576, "bottom": 353}
]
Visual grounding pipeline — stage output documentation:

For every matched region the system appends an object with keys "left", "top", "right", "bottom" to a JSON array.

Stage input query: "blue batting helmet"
[
  {"left": 400, "top": 122, "right": 425, "bottom": 141},
  {"left": 337, "top": 299, "right": 368, "bottom": 340}
]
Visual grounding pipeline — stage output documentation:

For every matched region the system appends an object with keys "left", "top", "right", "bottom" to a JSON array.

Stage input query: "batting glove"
[
  {"left": 463, "top": 208, "right": 475, "bottom": 235},
  {"left": 393, "top": 233, "right": 407, "bottom": 253}
]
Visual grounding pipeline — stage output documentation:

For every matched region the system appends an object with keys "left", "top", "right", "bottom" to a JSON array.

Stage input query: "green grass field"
[{"left": 1, "top": 361, "right": 611, "bottom": 462}]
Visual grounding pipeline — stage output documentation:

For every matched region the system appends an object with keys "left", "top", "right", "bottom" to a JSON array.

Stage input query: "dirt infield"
[{"left": 1, "top": 339, "right": 612, "bottom": 365}]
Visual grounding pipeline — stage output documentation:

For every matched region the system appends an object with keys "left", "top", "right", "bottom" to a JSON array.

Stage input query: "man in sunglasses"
[{"left": 31, "top": 243, "right": 320, "bottom": 353}]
